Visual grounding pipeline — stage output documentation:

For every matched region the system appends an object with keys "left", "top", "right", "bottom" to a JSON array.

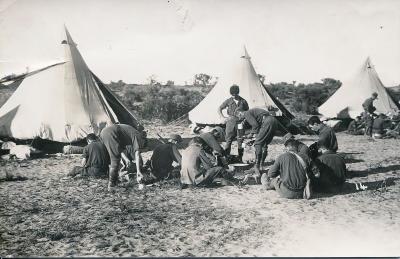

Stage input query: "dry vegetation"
[{"left": 1, "top": 123, "right": 399, "bottom": 257}]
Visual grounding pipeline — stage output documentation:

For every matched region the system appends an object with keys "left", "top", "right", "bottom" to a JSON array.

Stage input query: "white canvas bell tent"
[
  {"left": 188, "top": 46, "right": 294, "bottom": 125},
  {"left": 319, "top": 57, "right": 399, "bottom": 119},
  {"left": 0, "top": 27, "right": 142, "bottom": 142}
]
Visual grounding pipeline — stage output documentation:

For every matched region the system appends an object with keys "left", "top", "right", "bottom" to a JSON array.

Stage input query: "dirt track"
[{"left": 1, "top": 126, "right": 399, "bottom": 257}]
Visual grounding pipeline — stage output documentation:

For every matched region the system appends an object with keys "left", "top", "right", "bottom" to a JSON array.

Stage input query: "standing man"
[
  {"left": 235, "top": 108, "right": 279, "bottom": 176},
  {"left": 362, "top": 92, "right": 378, "bottom": 137},
  {"left": 260, "top": 138, "right": 308, "bottom": 199},
  {"left": 100, "top": 124, "right": 146, "bottom": 191},
  {"left": 68, "top": 133, "right": 110, "bottom": 178},
  {"left": 218, "top": 84, "right": 249, "bottom": 159},
  {"left": 307, "top": 116, "right": 338, "bottom": 155}
]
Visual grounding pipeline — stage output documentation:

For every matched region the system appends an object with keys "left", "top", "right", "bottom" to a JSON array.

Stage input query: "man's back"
[
  {"left": 83, "top": 141, "right": 110, "bottom": 168},
  {"left": 296, "top": 141, "right": 311, "bottom": 164},
  {"left": 180, "top": 144, "right": 212, "bottom": 184},
  {"left": 245, "top": 108, "right": 272, "bottom": 133},
  {"left": 316, "top": 152, "right": 346, "bottom": 188},
  {"left": 318, "top": 125, "right": 338, "bottom": 152},
  {"left": 151, "top": 143, "right": 180, "bottom": 172},
  {"left": 117, "top": 124, "right": 145, "bottom": 148},
  {"left": 268, "top": 152, "right": 307, "bottom": 191},
  {"left": 372, "top": 117, "right": 387, "bottom": 134}
]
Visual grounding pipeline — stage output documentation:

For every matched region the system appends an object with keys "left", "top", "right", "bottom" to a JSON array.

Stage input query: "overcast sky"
[{"left": 1, "top": 0, "right": 400, "bottom": 85}]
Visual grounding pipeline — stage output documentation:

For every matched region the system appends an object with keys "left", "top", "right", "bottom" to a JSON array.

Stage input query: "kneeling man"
[{"left": 68, "top": 133, "right": 109, "bottom": 178}]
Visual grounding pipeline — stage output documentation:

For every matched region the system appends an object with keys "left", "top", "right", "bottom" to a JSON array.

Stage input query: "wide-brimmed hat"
[{"left": 282, "top": 133, "right": 295, "bottom": 145}]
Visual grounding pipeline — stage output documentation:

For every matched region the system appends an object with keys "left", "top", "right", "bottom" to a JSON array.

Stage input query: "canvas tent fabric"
[
  {"left": 0, "top": 27, "right": 142, "bottom": 143},
  {"left": 188, "top": 47, "right": 294, "bottom": 125},
  {"left": 319, "top": 57, "right": 399, "bottom": 119}
]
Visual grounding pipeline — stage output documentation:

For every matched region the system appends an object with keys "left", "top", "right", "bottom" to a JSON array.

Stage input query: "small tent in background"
[
  {"left": 0, "top": 27, "right": 142, "bottom": 143},
  {"left": 188, "top": 46, "right": 294, "bottom": 126},
  {"left": 319, "top": 57, "right": 399, "bottom": 119}
]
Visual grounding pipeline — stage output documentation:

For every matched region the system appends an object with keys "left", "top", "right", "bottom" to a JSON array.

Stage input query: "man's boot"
[
  {"left": 260, "top": 149, "right": 268, "bottom": 169},
  {"left": 253, "top": 153, "right": 263, "bottom": 181},
  {"left": 224, "top": 142, "right": 232, "bottom": 156},
  {"left": 108, "top": 165, "right": 119, "bottom": 192},
  {"left": 237, "top": 148, "right": 244, "bottom": 163}
]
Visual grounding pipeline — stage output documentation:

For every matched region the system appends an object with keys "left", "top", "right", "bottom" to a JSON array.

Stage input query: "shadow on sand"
[
  {"left": 313, "top": 177, "right": 399, "bottom": 198},
  {"left": 347, "top": 164, "right": 400, "bottom": 178}
]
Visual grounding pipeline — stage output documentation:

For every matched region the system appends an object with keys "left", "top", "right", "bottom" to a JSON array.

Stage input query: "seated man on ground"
[
  {"left": 146, "top": 134, "right": 182, "bottom": 181},
  {"left": 385, "top": 120, "right": 400, "bottom": 138},
  {"left": 282, "top": 133, "right": 311, "bottom": 165},
  {"left": 180, "top": 137, "right": 236, "bottom": 188},
  {"left": 372, "top": 113, "right": 390, "bottom": 139},
  {"left": 308, "top": 116, "right": 338, "bottom": 159},
  {"left": 312, "top": 143, "right": 347, "bottom": 193},
  {"left": 260, "top": 137, "right": 308, "bottom": 199},
  {"left": 68, "top": 133, "right": 110, "bottom": 178},
  {"left": 347, "top": 116, "right": 365, "bottom": 135}
]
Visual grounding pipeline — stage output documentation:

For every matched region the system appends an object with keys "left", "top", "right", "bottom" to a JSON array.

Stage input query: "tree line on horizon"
[
  {"left": 107, "top": 73, "right": 400, "bottom": 123},
  {"left": 108, "top": 75, "right": 343, "bottom": 123}
]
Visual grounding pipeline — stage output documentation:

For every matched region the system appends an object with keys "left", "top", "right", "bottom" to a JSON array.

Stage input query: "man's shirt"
[
  {"left": 219, "top": 96, "right": 249, "bottom": 117},
  {"left": 180, "top": 143, "right": 214, "bottom": 185},
  {"left": 82, "top": 141, "right": 110, "bottom": 169},
  {"left": 243, "top": 108, "right": 270, "bottom": 134},
  {"left": 268, "top": 152, "right": 307, "bottom": 191},
  {"left": 316, "top": 151, "right": 346, "bottom": 187},
  {"left": 318, "top": 124, "right": 338, "bottom": 152}
]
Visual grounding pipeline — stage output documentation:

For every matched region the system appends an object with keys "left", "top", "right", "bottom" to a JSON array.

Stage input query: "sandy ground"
[{"left": 1, "top": 123, "right": 400, "bottom": 257}]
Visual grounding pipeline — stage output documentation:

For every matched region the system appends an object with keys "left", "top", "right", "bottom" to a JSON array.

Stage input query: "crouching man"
[
  {"left": 180, "top": 137, "right": 235, "bottom": 188},
  {"left": 148, "top": 134, "right": 182, "bottom": 180},
  {"left": 261, "top": 138, "right": 308, "bottom": 199},
  {"left": 100, "top": 124, "right": 146, "bottom": 191},
  {"left": 68, "top": 133, "right": 110, "bottom": 178},
  {"left": 235, "top": 108, "right": 279, "bottom": 176}
]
